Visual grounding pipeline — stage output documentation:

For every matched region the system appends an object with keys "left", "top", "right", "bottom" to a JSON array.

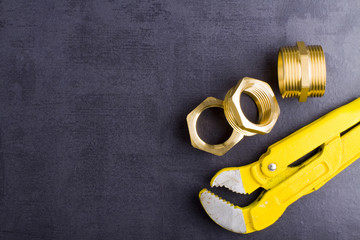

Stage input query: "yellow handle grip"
[{"left": 260, "top": 98, "right": 360, "bottom": 177}]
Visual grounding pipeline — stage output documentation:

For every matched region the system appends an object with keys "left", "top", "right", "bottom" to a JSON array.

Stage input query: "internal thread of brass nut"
[
  {"left": 245, "top": 86, "right": 272, "bottom": 124},
  {"left": 278, "top": 42, "right": 326, "bottom": 102},
  {"left": 224, "top": 84, "right": 274, "bottom": 135}
]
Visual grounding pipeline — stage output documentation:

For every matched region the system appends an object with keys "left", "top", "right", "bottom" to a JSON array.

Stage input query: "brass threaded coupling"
[
  {"left": 278, "top": 41, "right": 326, "bottom": 102},
  {"left": 186, "top": 77, "right": 280, "bottom": 156},
  {"left": 223, "top": 77, "right": 280, "bottom": 136}
]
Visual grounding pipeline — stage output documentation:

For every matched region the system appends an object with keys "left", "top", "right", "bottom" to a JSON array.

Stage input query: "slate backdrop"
[{"left": 1, "top": 0, "right": 360, "bottom": 240}]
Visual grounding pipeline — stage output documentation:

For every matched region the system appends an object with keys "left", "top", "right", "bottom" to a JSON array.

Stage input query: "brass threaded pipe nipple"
[{"left": 278, "top": 41, "right": 326, "bottom": 102}]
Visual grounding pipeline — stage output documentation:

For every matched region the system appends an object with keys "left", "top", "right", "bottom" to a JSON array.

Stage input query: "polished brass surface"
[
  {"left": 278, "top": 41, "right": 326, "bottom": 102},
  {"left": 187, "top": 78, "right": 279, "bottom": 155},
  {"left": 186, "top": 97, "right": 244, "bottom": 156},
  {"left": 223, "top": 77, "right": 280, "bottom": 136}
]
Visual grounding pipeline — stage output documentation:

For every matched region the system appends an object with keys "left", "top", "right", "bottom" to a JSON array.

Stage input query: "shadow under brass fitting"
[{"left": 278, "top": 41, "right": 326, "bottom": 102}]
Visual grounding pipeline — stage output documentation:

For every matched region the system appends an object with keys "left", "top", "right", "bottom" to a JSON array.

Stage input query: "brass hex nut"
[
  {"left": 224, "top": 77, "right": 280, "bottom": 135},
  {"left": 186, "top": 97, "right": 244, "bottom": 156}
]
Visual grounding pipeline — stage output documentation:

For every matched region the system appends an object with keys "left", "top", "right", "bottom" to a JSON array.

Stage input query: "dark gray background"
[{"left": 1, "top": 0, "right": 360, "bottom": 239}]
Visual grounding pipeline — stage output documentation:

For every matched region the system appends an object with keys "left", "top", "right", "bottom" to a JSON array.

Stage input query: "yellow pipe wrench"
[{"left": 199, "top": 98, "right": 360, "bottom": 234}]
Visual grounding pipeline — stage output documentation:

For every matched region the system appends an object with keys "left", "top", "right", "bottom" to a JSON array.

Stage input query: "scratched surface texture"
[{"left": 1, "top": 0, "right": 360, "bottom": 239}]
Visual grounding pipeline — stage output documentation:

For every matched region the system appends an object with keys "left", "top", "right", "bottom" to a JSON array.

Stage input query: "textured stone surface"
[{"left": 0, "top": 0, "right": 360, "bottom": 239}]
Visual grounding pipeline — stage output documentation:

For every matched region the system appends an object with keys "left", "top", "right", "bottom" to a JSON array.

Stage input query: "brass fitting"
[
  {"left": 223, "top": 77, "right": 280, "bottom": 136},
  {"left": 186, "top": 97, "right": 244, "bottom": 156},
  {"left": 186, "top": 78, "right": 280, "bottom": 156},
  {"left": 278, "top": 41, "right": 326, "bottom": 102}
]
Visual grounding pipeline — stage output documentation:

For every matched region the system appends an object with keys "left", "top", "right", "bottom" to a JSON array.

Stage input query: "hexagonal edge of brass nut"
[
  {"left": 227, "top": 77, "right": 280, "bottom": 135},
  {"left": 297, "top": 41, "right": 310, "bottom": 102},
  {"left": 186, "top": 97, "right": 244, "bottom": 156}
]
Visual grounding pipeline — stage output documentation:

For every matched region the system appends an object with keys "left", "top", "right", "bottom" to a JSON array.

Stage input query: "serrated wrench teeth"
[
  {"left": 210, "top": 168, "right": 246, "bottom": 194},
  {"left": 199, "top": 189, "right": 247, "bottom": 234}
]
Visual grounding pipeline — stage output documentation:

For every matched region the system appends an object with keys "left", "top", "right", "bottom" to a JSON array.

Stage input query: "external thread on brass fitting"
[
  {"left": 278, "top": 41, "right": 326, "bottom": 102},
  {"left": 223, "top": 77, "right": 280, "bottom": 136},
  {"left": 186, "top": 77, "right": 280, "bottom": 156}
]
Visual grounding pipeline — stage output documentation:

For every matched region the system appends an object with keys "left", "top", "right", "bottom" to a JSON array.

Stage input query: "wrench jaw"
[
  {"left": 199, "top": 166, "right": 260, "bottom": 233},
  {"left": 200, "top": 168, "right": 252, "bottom": 234},
  {"left": 200, "top": 165, "right": 275, "bottom": 234},
  {"left": 199, "top": 189, "right": 247, "bottom": 234},
  {"left": 210, "top": 168, "right": 246, "bottom": 194},
  {"left": 210, "top": 165, "right": 262, "bottom": 195}
]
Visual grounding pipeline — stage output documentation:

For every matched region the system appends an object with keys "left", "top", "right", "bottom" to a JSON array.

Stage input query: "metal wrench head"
[
  {"left": 199, "top": 189, "right": 247, "bottom": 234},
  {"left": 210, "top": 168, "right": 246, "bottom": 194},
  {"left": 199, "top": 167, "right": 255, "bottom": 233}
]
